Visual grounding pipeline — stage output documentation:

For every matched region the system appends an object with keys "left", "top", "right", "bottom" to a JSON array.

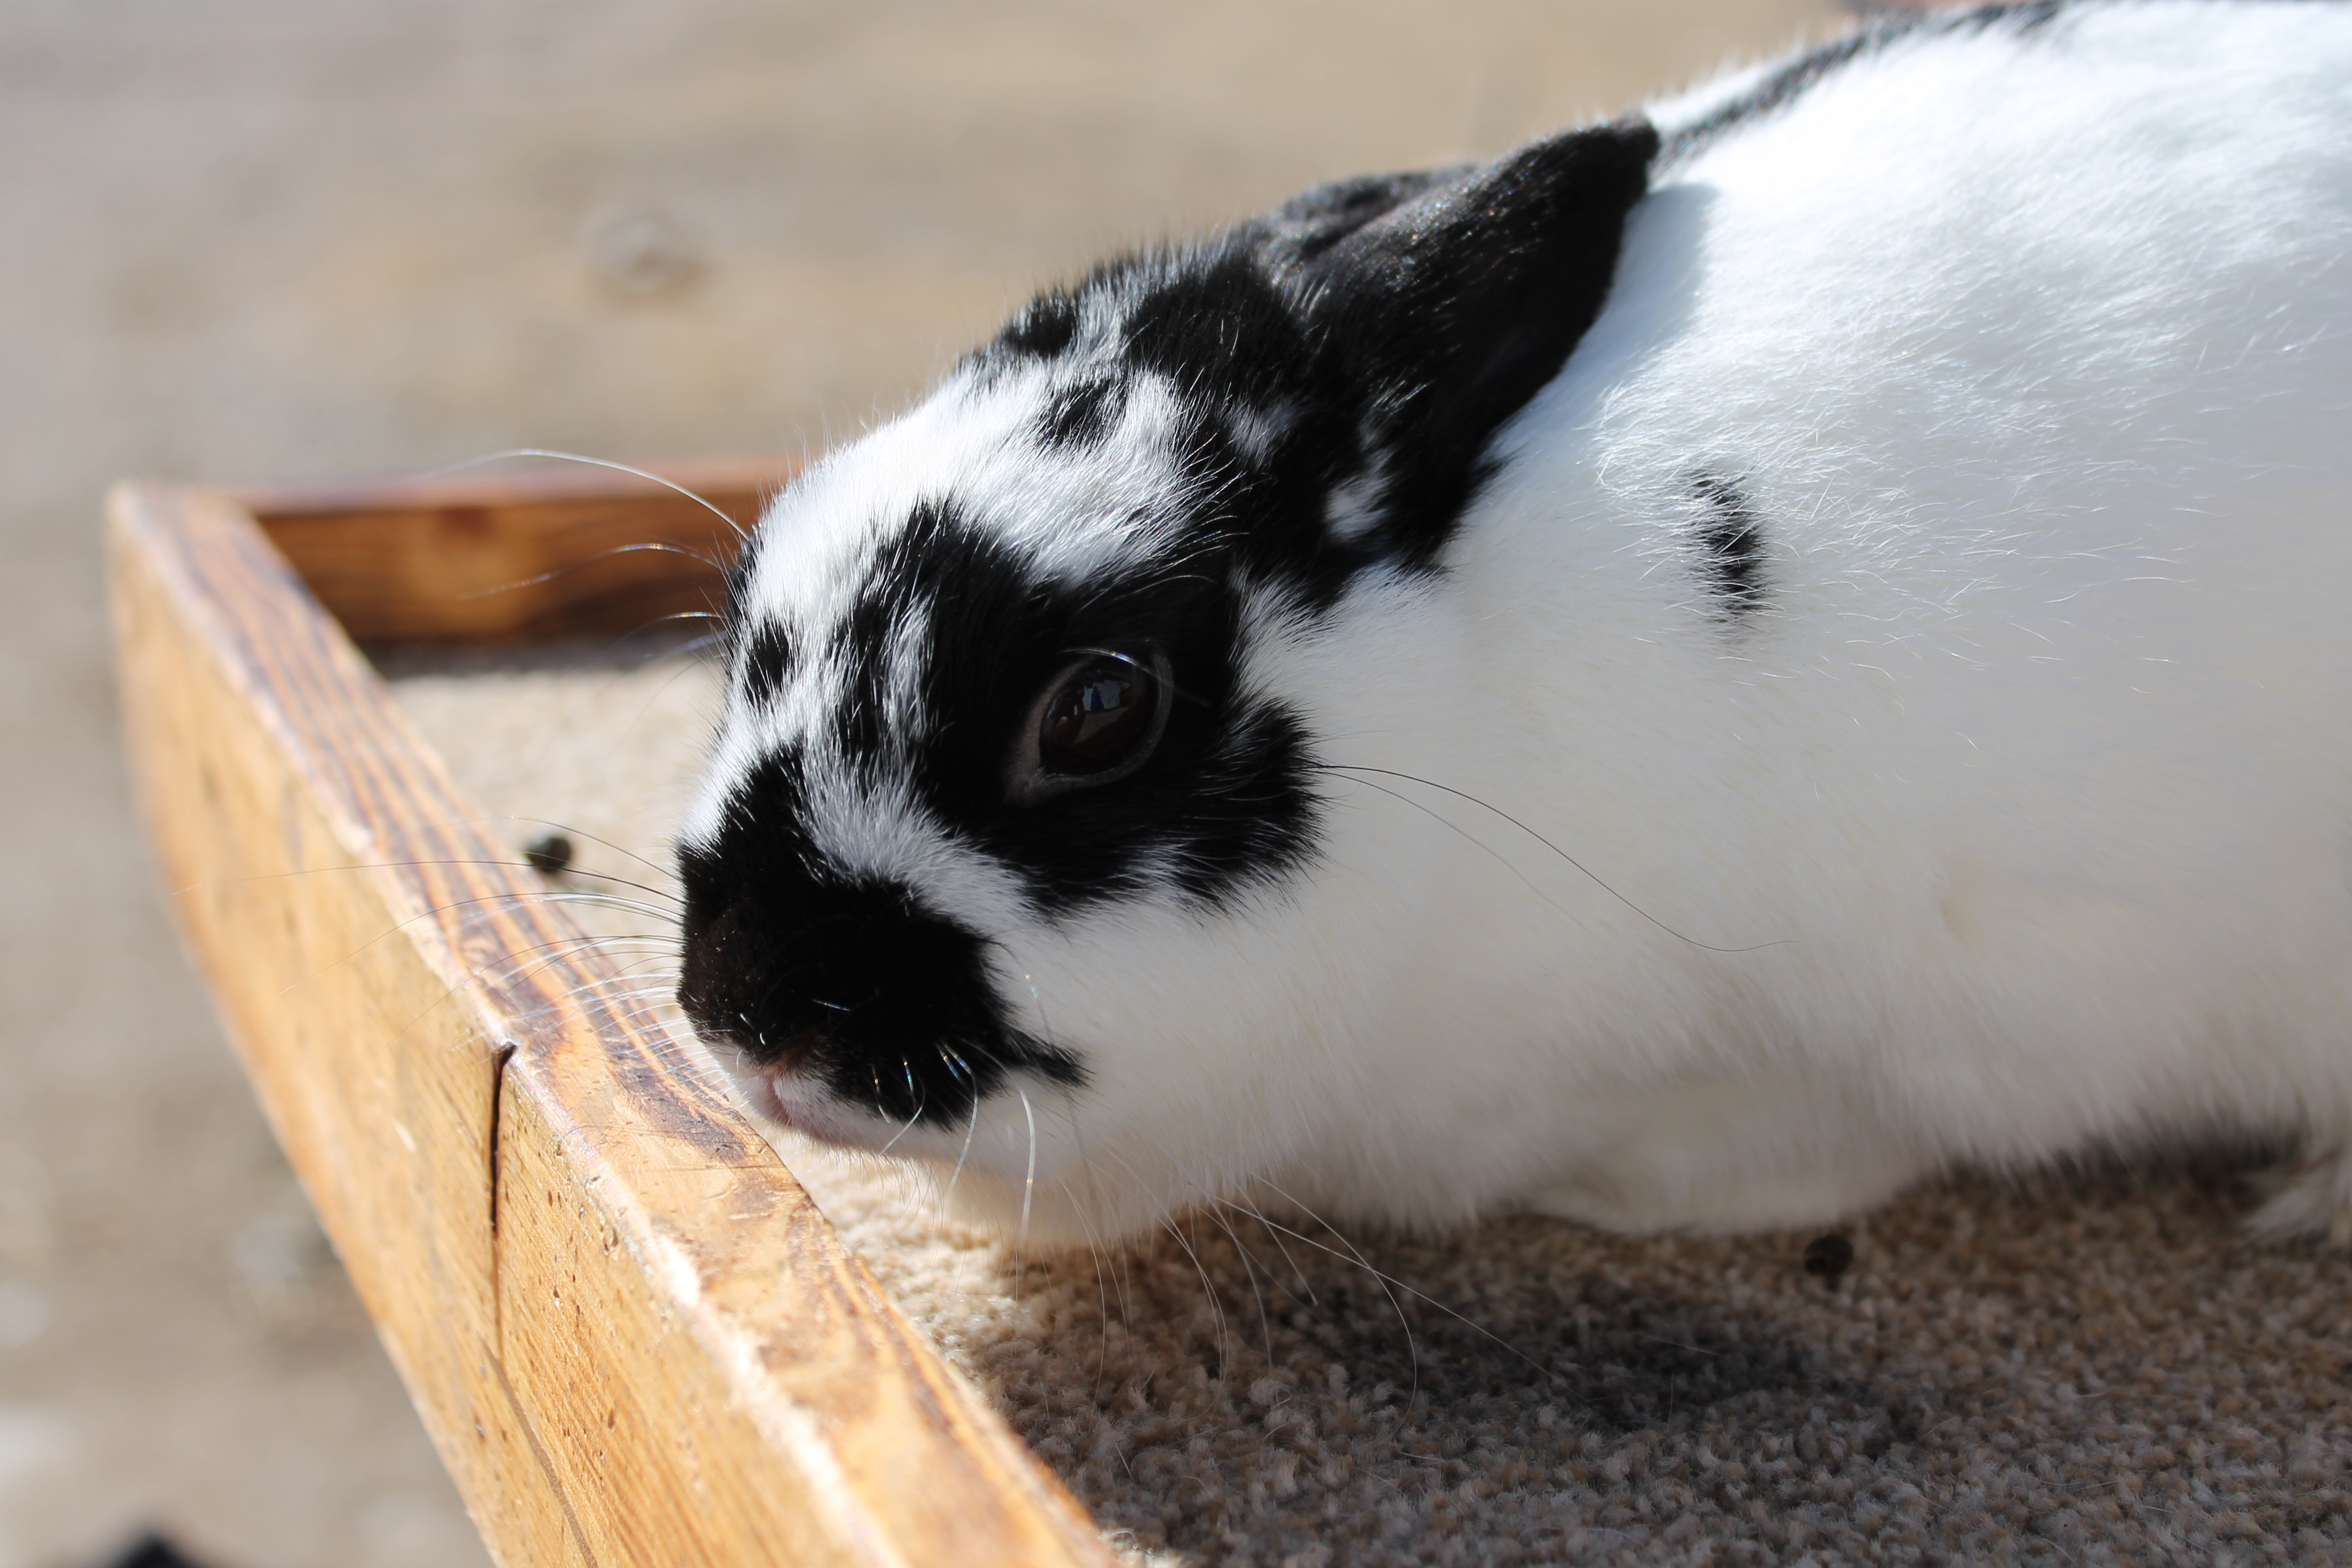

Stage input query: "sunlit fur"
[{"left": 684, "top": 2, "right": 2352, "bottom": 1246}]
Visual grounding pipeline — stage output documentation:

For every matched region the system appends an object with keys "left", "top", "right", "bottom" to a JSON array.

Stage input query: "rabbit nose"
[{"left": 741, "top": 1025, "right": 835, "bottom": 1071}]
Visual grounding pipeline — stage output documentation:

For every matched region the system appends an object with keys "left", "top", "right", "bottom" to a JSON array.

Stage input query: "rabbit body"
[{"left": 678, "top": 2, "right": 2352, "bottom": 1246}]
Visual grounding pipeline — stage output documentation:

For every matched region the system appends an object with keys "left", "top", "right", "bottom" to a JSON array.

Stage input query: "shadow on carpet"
[{"left": 797, "top": 1153, "right": 2349, "bottom": 1566}]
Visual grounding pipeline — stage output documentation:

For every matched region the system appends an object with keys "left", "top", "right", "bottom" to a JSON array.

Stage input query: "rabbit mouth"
[{"left": 727, "top": 1056, "right": 895, "bottom": 1150}]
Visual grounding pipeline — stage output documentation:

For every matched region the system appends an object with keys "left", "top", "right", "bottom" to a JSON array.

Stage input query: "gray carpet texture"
[{"left": 389, "top": 654, "right": 2352, "bottom": 1567}]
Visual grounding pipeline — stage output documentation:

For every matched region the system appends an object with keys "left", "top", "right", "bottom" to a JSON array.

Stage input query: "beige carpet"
[{"left": 390, "top": 650, "right": 2352, "bottom": 1567}]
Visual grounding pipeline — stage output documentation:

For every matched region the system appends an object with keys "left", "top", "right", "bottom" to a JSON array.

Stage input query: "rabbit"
[{"left": 673, "top": 0, "right": 2352, "bottom": 1249}]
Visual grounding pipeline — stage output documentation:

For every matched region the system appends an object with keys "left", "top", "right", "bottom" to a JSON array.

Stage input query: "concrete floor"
[{"left": 0, "top": 3, "right": 1845, "bottom": 1564}]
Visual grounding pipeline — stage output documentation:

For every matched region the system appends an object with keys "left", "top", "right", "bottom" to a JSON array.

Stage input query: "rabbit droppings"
[{"left": 674, "top": 2, "right": 2352, "bottom": 1250}]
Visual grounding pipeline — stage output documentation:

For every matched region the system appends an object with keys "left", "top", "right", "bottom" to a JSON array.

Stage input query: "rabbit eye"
[{"left": 1014, "top": 649, "right": 1170, "bottom": 798}]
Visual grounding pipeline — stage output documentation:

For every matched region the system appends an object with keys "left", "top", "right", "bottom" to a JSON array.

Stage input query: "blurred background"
[{"left": 0, "top": 3, "right": 1847, "bottom": 1564}]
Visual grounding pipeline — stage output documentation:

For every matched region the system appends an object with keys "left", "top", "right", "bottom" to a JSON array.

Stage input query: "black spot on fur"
[
  {"left": 738, "top": 619, "right": 793, "bottom": 707},
  {"left": 1034, "top": 374, "right": 1127, "bottom": 450},
  {"left": 1691, "top": 473, "right": 1767, "bottom": 619}
]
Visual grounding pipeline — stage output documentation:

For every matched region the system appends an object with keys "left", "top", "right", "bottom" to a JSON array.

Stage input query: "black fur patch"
[
  {"left": 679, "top": 497, "right": 1324, "bottom": 1113},
  {"left": 1690, "top": 473, "right": 1767, "bottom": 619},
  {"left": 1119, "top": 250, "right": 1317, "bottom": 392},
  {"left": 737, "top": 619, "right": 793, "bottom": 708},
  {"left": 825, "top": 498, "right": 1323, "bottom": 913},
  {"left": 977, "top": 117, "right": 1656, "bottom": 608},
  {"left": 676, "top": 754, "right": 1082, "bottom": 1128},
  {"left": 1089, "top": 251, "right": 1375, "bottom": 609},
  {"left": 1033, "top": 374, "right": 1127, "bottom": 450},
  {"left": 1274, "top": 121, "right": 1658, "bottom": 572},
  {"left": 998, "top": 287, "right": 1081, "bottom": 358}
]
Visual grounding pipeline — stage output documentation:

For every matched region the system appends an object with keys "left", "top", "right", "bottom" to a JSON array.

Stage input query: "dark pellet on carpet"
[
  {"left": 1803, "top": 1233, "right": 1854, "bottom": 1279},
  {"left": 524, "top": 830, "right": 575, "bottom": 875}
]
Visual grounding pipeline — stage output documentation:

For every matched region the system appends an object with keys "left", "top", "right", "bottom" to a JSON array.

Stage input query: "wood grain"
[
  {"left": 109, "top": 476, "right": 1113, "bottom": 1568},
  {"left": 110, "top": 481, "right": 592, "bottom": 1564},
  {"left": 235, "top": 456, "right": 786, "bottom": 643}
]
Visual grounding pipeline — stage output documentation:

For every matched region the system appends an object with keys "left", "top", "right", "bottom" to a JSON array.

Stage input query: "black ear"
[
  {"left": 1259, "top": 166, "right": 1477, "bottom": 262},
  {"left": 1267, "top": 119, "right": 1659, "bottom": 565}
]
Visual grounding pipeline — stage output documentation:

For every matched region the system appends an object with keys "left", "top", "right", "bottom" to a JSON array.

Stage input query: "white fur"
[{"left": 703, "top": 3, "right": 2352, "bottom": 1246}]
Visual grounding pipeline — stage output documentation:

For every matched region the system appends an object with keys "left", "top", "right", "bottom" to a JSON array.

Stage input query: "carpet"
[{"left": 385, "top": 648, "right": 2352, "bottom": 1566}]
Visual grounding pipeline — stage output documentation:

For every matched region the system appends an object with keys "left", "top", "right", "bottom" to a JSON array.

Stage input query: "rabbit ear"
[
  {"left": 1268, "top": 120, "right": 1659, "bottom": 566},
  {"left": 1257, "top": 166, "right": 1479, "bottom": 259}
]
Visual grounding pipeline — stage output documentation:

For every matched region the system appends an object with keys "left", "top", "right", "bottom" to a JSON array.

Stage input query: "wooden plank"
[
  {"left": 109, "top": 480, "right": 1113, "bottom": 1568},
  {"left": 110, "top": 483, "right": 592, "bottom": 1566},
  {"left": 234, "top": 456, "right": 787, "bottom": 643}
]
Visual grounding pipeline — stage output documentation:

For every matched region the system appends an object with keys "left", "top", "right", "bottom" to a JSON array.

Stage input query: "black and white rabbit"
[{"left": 676, "top": 1, "right": 2352, "bottom": 1248}]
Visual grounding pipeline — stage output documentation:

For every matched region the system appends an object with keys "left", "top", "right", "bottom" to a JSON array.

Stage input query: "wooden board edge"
[
  {"left": 225, "top": 454, "right": 797, "bottom": 519},
  {"left": 200, "top": 455, "right": 797, "bottom": 645},
  {"left": 107, "top": 482, "right": 590, "bottom": 1567},
  {"left": 106, "top": 478, "right": 1114, "bottom": 1568}
]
